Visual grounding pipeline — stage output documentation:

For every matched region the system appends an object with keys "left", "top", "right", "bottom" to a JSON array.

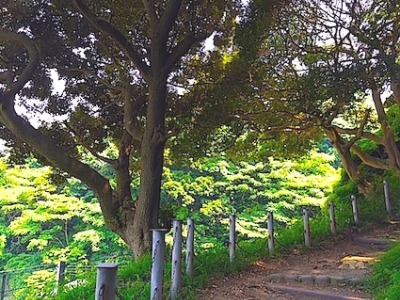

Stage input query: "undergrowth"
[{"left": 367, "top": 244, "right": 400, "bottom": 299}]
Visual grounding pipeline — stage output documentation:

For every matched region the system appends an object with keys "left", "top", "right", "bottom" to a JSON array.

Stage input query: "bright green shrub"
[{"left": 368, "top": 243, "right": 400, "bottom": 300}]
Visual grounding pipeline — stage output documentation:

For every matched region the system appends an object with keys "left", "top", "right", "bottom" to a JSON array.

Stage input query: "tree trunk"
[
  {"left": 128, "top": 74, "right": 167, "bottom": 257},
  {"left": 324, "top": 128, "right": 360, "bottom": 182},
  {"left": 371, "top": 87, "right": 400, "bottom": 169},
  {"left": 128, "top": 139, "right": 165, "bottom": 257}
]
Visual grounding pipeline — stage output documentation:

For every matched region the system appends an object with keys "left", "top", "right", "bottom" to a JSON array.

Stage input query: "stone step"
[
  {"left": 352, "top": 237, "right": 392, "bottom": 249},
  {"left": 270, "top": 284, "right": 370, "bottom": 300},
  {"left": 266, "top": 273, "right": 364, "bottom": 286}
]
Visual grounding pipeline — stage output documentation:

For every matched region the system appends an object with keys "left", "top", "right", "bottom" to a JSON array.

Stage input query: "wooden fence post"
[
  {"left": 95, "top": 263, "right": 118, "bottom": 300},
  {"left": 303, "top": 209, "right": 311, "bottom": 248},
  {"left": 267, "top": 212, "right": 275, "bottom": 257},
  {"left": 186, "top": 219, "right": 195, "bottom": 277},
  {"left": 384, "top": 180, "right": 392, "bottom": 214},
  {"left": 329, "top": 202, "right": 337, "bottom": 236},
  {"left": 229, "top": 214, "right": 236, "bottom": 263},
  {"left": 0, "top": 272, "right": 6, "bottom": 300},
  {"left": 351, "top": 194, "right": 359, "bottom": 225},
  {"left": 55, "top": 261, "right": 66, "bottom": 293},
  {"left": 150, "top": 229, "right": 168, "bottom": 300},
  {"left": 171, "top": 220, "right": 182, "bottom": 300}
]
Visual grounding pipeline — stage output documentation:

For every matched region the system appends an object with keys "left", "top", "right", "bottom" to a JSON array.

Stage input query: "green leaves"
[
  {"left": 161, "top": 151, "right": 339, "bottom": 246},
  {"left": 0, "top": 158, "right": 127, "bottom": 282}
]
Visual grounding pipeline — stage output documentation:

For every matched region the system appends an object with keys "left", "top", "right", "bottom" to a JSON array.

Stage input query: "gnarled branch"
[
  {"left": 0, "top": 102, "right": 120, "bottom": 230},
  {"left": 72, "top": 0, "right": 150, "bottom": 79},
  {"left": 330, "top": 125, "right": 383, "bottom": 144},
  {"left": 0, "top": 30, "right": 39, "bottom": 100},
  {"left": 329, "top": 106, "right": 383, "bottom": 145},
  {"left": 352, "top": 144, "right": 391, "bottom": 170}
]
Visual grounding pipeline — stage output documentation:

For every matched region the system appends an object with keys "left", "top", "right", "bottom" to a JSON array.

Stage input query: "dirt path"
[{"left": 197, "top": 222, "right": 400, "bottom": 300}]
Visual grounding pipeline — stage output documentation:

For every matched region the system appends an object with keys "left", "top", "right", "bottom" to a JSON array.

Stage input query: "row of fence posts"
[
  {"left": 91, "top": 218, "right": 194, "bottom": 300},
  {"left": 42, "top": 180, "right": 392, "bottom": 300},
  {"left": 150, "top": 219, "right": 195, "bottom": 300},
  {"left": 350, "top": 180, "right": 393, "bottom": 227}
]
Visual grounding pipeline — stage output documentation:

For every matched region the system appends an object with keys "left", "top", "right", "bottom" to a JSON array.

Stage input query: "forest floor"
[{"left": 197, "top": 221, "right": 400, "bottom": 300}]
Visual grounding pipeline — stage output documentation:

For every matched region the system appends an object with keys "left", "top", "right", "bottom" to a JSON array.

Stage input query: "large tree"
[
  {"left": 0, "top": 0, "right": 242, "bottom": 257},
  {"left": 196, "top": 0, "right": 400, "bottom": 189}
]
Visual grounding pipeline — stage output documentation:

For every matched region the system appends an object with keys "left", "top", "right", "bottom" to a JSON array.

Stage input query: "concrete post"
[
  {"left": 55, "top": 261, "right": 66, "bottom": 293},
  {"left": 303, "top": 209, "right": 311, "bottom": 248},
  {"left": 150, "top": 229, "right": 168, "bottom": 300},
  {"left": 351, "top": 194, "right": 359, "bottom": 225},
  {"left": 329, "top": 202, "right": 337, "bottom": 236},
  {"left": 171, "top": 220, "right": 182, "bottom": 300},
  {"left": 95, "top": 263, "right": 118, "bottom": 300},
  {"left": 384, "top": 180, "right": 392, "bottom": 214},
  {"left": 267, "top": 212, "right": 275, "bottom": 257},
  {"left": 229, "top": 214, "right": 236, "bottom": 263},
  {"left": 186, "top": 219, "right": 195, "bottom": 277},
  {"left": 0, "top": 272, "right": 6, "bottom": 300}
]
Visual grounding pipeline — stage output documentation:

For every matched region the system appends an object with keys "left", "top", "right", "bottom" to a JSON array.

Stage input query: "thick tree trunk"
[
  {"left": 129, "top": 136, "right": 165, "bottom": 257},
  {"left": 127, "top": 74, "right": 167, "bottom": 257}
]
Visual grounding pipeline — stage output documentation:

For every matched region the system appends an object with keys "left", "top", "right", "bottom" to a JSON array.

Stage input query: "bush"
[{"left": 368, "top": 243, "right": 400, "bottom": 300}]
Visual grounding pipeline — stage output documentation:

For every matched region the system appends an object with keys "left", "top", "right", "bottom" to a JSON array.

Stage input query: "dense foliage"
[
  {"left": 184, "top": 0, "right": 400, "bottom": 190},
  {"left": 0, "top": 158, "right": 129, "bottom": 299},
  {"left": 161, "top": 150, "right": 339, "bottom": 246},
  {"left": 0, "top": 148, "right": 339, "bottom": 298}
]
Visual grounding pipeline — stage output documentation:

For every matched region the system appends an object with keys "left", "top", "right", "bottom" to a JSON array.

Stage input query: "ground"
[{"left": 197, "top": 222, "right": 400, "bottom": 300}]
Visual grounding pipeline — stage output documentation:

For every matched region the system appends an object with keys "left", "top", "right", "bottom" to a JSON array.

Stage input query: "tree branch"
[
  {"left": 0, "top": 30, "right": 39, "bottom": 99},
  {"left": 62, "top": 67, "right": 127, "bottom": 94},
  {"left": 345, "top": 109, "right": 370, "bottom": 149},
  {"left": 64, "top": 121, "right": 118, "bottom": 166},
  {"left": 142, "top": 0, "right": 158, "bottom": 28},
  {"left": 352, "top": 144, "right": 391, "bottom": 170},
  {"left": 0, "top": 102, "right": 120, "bottom": 231},
  {"left": 330, "top": 125, "right": 383, "bottom": 145},
  {"left": 391, "top": 79, "right": 400, "bottom": 105},
  {"left": 158, "top": 0, "right": 182, "bottom": 41},
  {"left": 163, "top": 33, "right": 208, "bottom": 74},
  {"left": 124, "top": 98, "right": 144, "bottom": 142},
  {"left": 72, "top": 0, "right": 150, "bottom": 79}
]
